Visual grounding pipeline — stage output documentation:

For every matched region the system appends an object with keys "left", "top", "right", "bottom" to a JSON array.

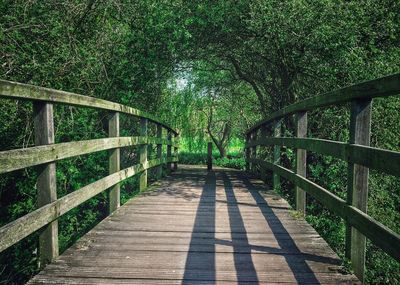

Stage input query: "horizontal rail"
[
  {"left": 246, "top": 137, "right": 400, "bottom": 176},
  {"left": 248, "top": 158, "right": 400, "bottom": 261},
  {"left": 0, "top": 136, "right": 178, "bottom": 174},
  {"left": 0, "top": 157, "right": 177, "bottom": 253},
  {"left": 0, "top": 80, "right": 178, "bottom": 135},
  {"left": 246, "top": 73, "right": 400, "bottom": 134}
]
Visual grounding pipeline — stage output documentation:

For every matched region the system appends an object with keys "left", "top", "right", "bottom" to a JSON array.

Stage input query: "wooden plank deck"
[{"left": 28, "top": 165, "right": 360, "bottom": 284}]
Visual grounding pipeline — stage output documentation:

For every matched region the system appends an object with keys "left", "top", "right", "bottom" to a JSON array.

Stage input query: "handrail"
[
  {"left": 246, "top": 137, "right": 400, "bottom": 176},
  {"left": 246, "top": 73, "right": 400, "bottom": 134},
  {"left": 0, "top": 80, "right": 178, "bottom": 135},
  {"left": 0, "top": 136, "right": 179, "bottom": 174},
  {"left": 0, "top": 80, "right": 179, "bottom": 267},
  {"left": 248, "top": 158, "right": 400, "bottom": 261},
  {"left": 244, "top": 73, "right": 400, "bottom": 281},
  {"left": 0, "top": 157, "right": 177, "bottom": 253}
]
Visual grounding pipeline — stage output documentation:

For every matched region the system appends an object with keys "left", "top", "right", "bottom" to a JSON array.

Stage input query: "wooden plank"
[
  {"left": 27, "top": 166, "right": 359, "bottom": 285},
  {"left": 246, "top": 73, "right": 400, "bottom": 134},
  {"left": 156, "top": 124, "right": 163, "bottom": 179},
  {"left": 345, "top": 99, "right": 372, "bottom": 281},
  {"left": 0, "top": 80, "right": 178, "bottom": 135},
  {"left": 273, "top": 120, "right": 281, "bottom": 191},
  {"left": 246, "top": 137, "right": 400, "bottom": 176},
  {"left": 139, "top": 118, "right": 148, "bottom": 191},
  {"left": 248, "top": 158, "right": 400, "bottom": 261},
  {"left": 0, "top": 137, "right": 148, "bottom": 174},
  {"left": 0, "top": 159, "right": 169, "bottom": 253},
  {"left": 295, "top": 111, "right": 307, "bottom": 214},
  {"left": 108, "top": 112, "right": 120, "bottom": 213},
  {"left": 33, "top": 102, "right": 58, "bottom": 267}
]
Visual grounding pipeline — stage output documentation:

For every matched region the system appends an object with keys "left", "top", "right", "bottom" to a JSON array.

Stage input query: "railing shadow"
[
  {"left": 182, "top": 170, "right": 216, "bottom": 284},
  {"left": 180, "top": 167, "right": 336, "bottom": 284},
  {"left": 221, "top": 171, "right": 259, "bottom": 284},
  {"left": 240, "top": 172, "right": 322, "bottom": 284}
]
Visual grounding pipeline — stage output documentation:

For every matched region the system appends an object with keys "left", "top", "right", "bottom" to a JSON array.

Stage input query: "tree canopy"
[{"left": 0, "top": 0, "right": 399, "bottom": 284}]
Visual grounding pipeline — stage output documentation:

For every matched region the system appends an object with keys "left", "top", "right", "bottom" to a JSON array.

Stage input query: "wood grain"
[
  {"left": 33, "top": 102, "right": 59, "bottom": 267},
  {"left": 246, "top": 73, "right": 400, "bottom": 134},
  {"left": 27, "top": 165, "right": 359, "bottom": 284},
  {"left": 248, "top": 158, "right": 400, "bottom": 261},
  {"left": 0, "top": 158, "right": 175, "bottom": 253},
  {"left": 0, "top": 79, "right": 178, "bottom": 135}
]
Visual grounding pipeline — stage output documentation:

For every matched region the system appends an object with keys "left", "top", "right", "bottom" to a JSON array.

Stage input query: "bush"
[{"left": 178, "top": 152, "right": 245, "bottom": 170}]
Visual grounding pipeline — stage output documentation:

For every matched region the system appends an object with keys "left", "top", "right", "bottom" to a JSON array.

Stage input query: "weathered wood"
[
  {"left": 273, "top": 120, "right": 281, "bottom": 191},
  {"left": 245, "top": 137, "right": 400, "bottom": 176},
  {"left": 27, "top": 166, "right": 359, "bottom": 285},
  {"left": 0, "top": 137, "right": 148, "bottom": 174},
  {"left": 295, "top": 111, "right": 307, "bottom": 214},
  {"left": 246, "top": 73, "right": 400, "bottom": 134},
  {"left": 207, "top": 142, "right": 212, "bottom": 170},
  {"left": 33, "top": 102, "right": 59, "bottom": 267},
  {"left": 156, "top": 125, "right": 163, "bottom": 179},
  {"left": 139, "top": 118, "right": 148, "bottom": 191},
  {"left": 245, "top": 133, "right": 251, "bottom": 171},
  {"left": 345, "top": 99, "right": 372, "bottom": 281},
  {"left": 108, "top": 112, "right": 120, "bottom": 213},
  {"left": 173, "top": 134, "right": 179, "bottom": 171},
  {"left": 0, "top": 158, "right": 170, "bottom": 253},
  {"left": 0, "top": 80, "right": 178, "bottom": 136},
  {"left": 248, "top": 158, "right": 400, "bottom": 262},
  {"left": 251, "top": 131, "right": 257, "bottom": 172},
  {"left": 259, "top": 124, "right": 268, "bottom": 182},
  {"left": 167, "top": 130, "right": 172, "bottom": 173}
]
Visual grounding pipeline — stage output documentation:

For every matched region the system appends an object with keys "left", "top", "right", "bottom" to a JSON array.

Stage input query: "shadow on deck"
[{"left": 28, "top": 165, "right": 359, "bottom": 284}]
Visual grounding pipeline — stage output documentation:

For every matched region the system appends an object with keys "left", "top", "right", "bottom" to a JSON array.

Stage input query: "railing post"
[
  {"left": 140, "top": 118, "right": 148, "bottom": 191},
  {"left": 173, "top": 133, "right": 178, "bottom": 171},
  {"left": 33, "top": 102, "right": 58, "bottom": 267},
  {"left": 260, "top": 124, "right": 268, "bottom": 182},
  {"left": 346, "top": 99, "right": 372, "bottom": 282},
  {"left": 273, "top": 119, "right": 282, "bottom": 191},
  {"left": 156, "top": 124, "right": 163, "bottom": 179},
  {"left": 251, "top": 131, "right": 257, "bottom": 173},
  {"left": 167, "top": 130, "right": 172, "bottom": 173},
  {"left": 295, "top": 111, "right": 307, "bottom": 214},
  {"left": 245, "top": 133, "right": 251, "bottom": 172},
  {"left": 207, "top": 142, "right": 213, "bottom": 171},
  {"left": 108, "top": 112, "right": 120, "bottom": 213}
]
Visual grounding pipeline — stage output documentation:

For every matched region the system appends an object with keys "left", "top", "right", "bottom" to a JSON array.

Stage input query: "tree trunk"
[{"left": 215, "top": 142, "right": 226, "bottom": 158}]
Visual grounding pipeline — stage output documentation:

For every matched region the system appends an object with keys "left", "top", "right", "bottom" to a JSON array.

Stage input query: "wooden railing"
[
  {"left": 244, "top": 74, "right": 400, "bottom": 281},
  {"left": 0, "top": 80, "right": 179, "bottom": 267}
]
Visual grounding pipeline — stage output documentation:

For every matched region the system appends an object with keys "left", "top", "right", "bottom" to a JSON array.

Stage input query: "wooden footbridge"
[{"left": 0, "top": 75, "right": 399, "bottom": 284}]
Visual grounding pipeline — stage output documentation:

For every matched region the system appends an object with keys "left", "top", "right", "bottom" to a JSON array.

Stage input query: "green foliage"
[
  {"left": 0, "top": 0, "right": 399, "bottom": 284},
  {"left": 179, "top": 151, "right": 245, "bottom": 170}
]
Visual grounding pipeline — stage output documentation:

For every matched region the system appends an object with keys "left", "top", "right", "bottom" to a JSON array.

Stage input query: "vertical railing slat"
[
  {"left": 346, "top": 98, "right": 372, "bottom": 282},
  {"left": 156, "top": 124, "right": 163, "bottom": 179},
  {"left": 295, "top": 111, "right": 307, "bottom": 214},
  {"left": 207, "top": 142, "right": 213, "bottom": 171},
  {"left": 108, "top": 112, "right": 120, "bottom": 213},
  {"left": 173, "top": 134, "right": 178, "bottom": 171},
  {"left": 273, "top": 119, "right": 282, "bottom": 191},
  {"left": 251, "top": 131, "right": 257, "bottom": 173},
  {"left": 140, "top": 118, "right": 148, "bottom": 191},
  {"left": 167, "top": 130, "right": 172, "bottom": 173},
  {"left": 245, "top": 133, "right": 251, "bottom": 171},
  {"left": 33, "top": 102, "right": 58, "bottom": 267},
  {"left": 260, "top": 124, "right": 268, "bottom": 182}
]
